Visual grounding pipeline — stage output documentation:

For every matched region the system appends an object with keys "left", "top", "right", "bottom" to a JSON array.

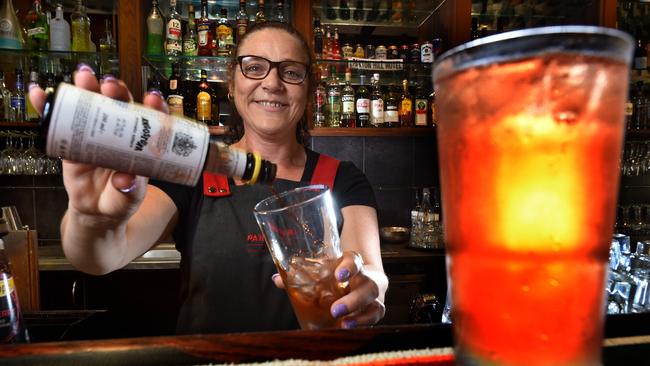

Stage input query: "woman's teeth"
[{"left": 258, "top": 101, "right": 284, "bottom": 108}]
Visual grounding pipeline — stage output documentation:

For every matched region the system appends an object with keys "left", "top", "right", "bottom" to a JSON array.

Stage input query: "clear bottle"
[
  {"left": 216, "top": 8, "right": 234, "bottom": 57},
  {"left": 255, "top": 0, "right": 266, "bottom": 25},
  {"left": 313, "top": 70, "right": 328, "bottom": 128},
  {"left": 384, "top": 85, "right": 399, "bottom": 128},
  {"left": 370, "top": 73, "right": 384, "bottom": 127},
  {"left": 399, "top": 79, "right": 413, "bottom": 127},
  {"left": 0, "top": 72, "right": 11, "bottom": 121},
  {"left": 331, "top": 28, "right": 341, "bottom": 60},
  {"left": 196, "top": 69, "right": 212, "bottom": 124},
  {"left": 313, "top": 17, "right": 323, "bottom": 59},
  {"left": 341, "top": 69, "right": 356, "bottom": 128},
  {"left": 71, "top": 0, "right": 93, "bottom": 52},
  {"left": 165, "top": 0, "right": 182, "bottom": 56},
  {"left": 0, "top": 223, "right": 30, "bottom": 344},
  {"left": 323, "top": 26, "right": 331, "bottom": 60},
  {"left": 25, "top": 0, "right": 49, "bottom": 51},
  {"left": 146, "top": 0, "right": 164, "bottom": 55},
  {"left": 49, "top": 3, "right": 70, "bottom": 51},
  {"left": 409, "top": 188, "right": 422, "bottom": 248},
  {"left": 166, "top": 62, "right": 184, "bottom": 117},
  {"left": 41, "top": 83, "right": 277, "bottom": 185},
  {"left": 197, "top": 0, "right": 213, "bottom": 56},
  {"left": 274, "top": 0, "right": 286, "bottom": 23},
  {"left": 99, "top": 19, "right": 116, "bottom": 77},
  {"left": 0, "top": 0, "right": 24, "bottom": 49},
  {"left": 355, "top": 74, "right": 370, "bottom": 127},
  {"left": 420, "top": 187, "right": 435, "bottom": 248},
  {"left": 326, "top": 67, "right": 341, "bottom": 127},
  {"left": 183, "top": 4, "right": 198, "bottom": 56},
  {"left": 26, "top": 67, "right": 40, "bottom": 122},
  {"left": 235, "top": 0, "right": 249, "bottom": 41},
  {"left": 9, "top": 69, "right": 25, "bottom": 123}
]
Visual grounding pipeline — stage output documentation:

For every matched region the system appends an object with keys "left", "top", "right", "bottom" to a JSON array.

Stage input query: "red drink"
[{"left": 435, "top": 27, "right": 632, "bottom": 366}]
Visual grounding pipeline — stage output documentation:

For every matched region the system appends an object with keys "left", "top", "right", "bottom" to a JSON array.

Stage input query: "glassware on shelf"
[{"left": 0, "top": 0, "right": 24, "bottom": 49}]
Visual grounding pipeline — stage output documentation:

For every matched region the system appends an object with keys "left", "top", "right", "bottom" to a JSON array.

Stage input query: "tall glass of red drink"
[{"left": 433, "top": 26, "right": 633, "bottom": 366}]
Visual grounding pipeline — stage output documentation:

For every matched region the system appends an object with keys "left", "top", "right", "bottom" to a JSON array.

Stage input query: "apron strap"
[
  {"left": 203, "top": 172, "right": 231, "bottom": 197},
  {"left": 310, "top": 154, "right": 340, "bottom": 190}
]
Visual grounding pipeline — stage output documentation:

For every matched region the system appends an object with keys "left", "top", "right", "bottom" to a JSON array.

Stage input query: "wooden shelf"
[
  {"left": 310, "top": 127, "right": 435, "bottom": 137},
  {"left": 0, "top": 122, "right": 39, "bottom": 128},
  {"left": 208, "top": 126, "right": 226, "bottom": 135}
]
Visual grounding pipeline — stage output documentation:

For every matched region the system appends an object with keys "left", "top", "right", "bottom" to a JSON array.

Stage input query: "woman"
[{"left": 29, "top": 22, "right": 388, "bottom": 334}]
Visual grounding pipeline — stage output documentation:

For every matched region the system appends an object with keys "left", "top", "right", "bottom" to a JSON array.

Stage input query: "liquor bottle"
[
  {"left": 216, "top": 8, "right": 234, "bottom": 57},
  {"left": 325, "top": 0, "right": 337, "bottom": 20},
  {"left": 183, "top": 4, "right": 198, "bottom": 56},
  {"left": 429, "top": 89, "right": 436, "bottom": 126},
  {"left": 196, "top": 70, "right": 212, "bottom": 124},
  {"left": 274, "top": 0, "right": 286, "bottom": 23},
  {"left": 255, "top": 0, "right": 266, "bottom": 25},
  {"left": 167, "top": 62, "right": 184, "bottom": 117},
  {"left": 326, "top": 68, "right": 341, "bottom": 127},
  {"left": 165, "top": 0, "right": 182, "bottom": 56},
  {"left": 353, "top": 0, "right": 365, "bottom": 21},
  {"left": 99, "top": 19, "right": 116, "bottom": 76},
  {"left": 471, "top": 17, "right": 480, "bottom": 40},
  {"left": 209, "top": 81, "right": 220, "bottom": 126},
  {"left": 634, "top": 38, "right": 648, "bottom": 71},
  {"left": 355, "top": 74, "right": 370, "bottom": 127},
  {"left": 0, "top": 72, "right": 10, "bottom": 121},
  {"left": 313, "top": 71, "right": 327, "bottom": 128},
  {"left": 25, "top": 0, "right": 49, "bottom": 51},
  {"left": 146, "top": 0, "right": 164, "bottom": 55},
  {"left": 370, "top": 73, "right": 384, "bottom": 127},
  {"left": 414, "top": 85, "right": 429, "bottom": 127},
  {"left": 339, "top": 0, "right": 351, "bottom": 20},
  {"left": 26, "top": 68, "right": 40, "bottom": 122},
  {"left": 399, "top": 79, "right": 413, "bottom": 126},
  {"left": 71, "top": 0, "right": 94, "bottom": 52},
  {"left": 323, "top": 26, "right": 332, "bottom": 60},
  {"left": 313, "top": 17, "right": 323, "bottom": 59},
  {"left": 391, "top": 0, "right": 403, "bottom": 23},
  {"left": 41, "top": 83, "right": 277, "bottom": 185},
  {"left": 44, "top": 72, "right": 56, "bottom": 94},
  {"left": 331, "top": 28, "right": 341, "bottom": 61},
  {"left": 0, "top": 223, "right": 30, "bottom": 344},
  {"left": 197, "top": 0, "right": 213, "bottom": 56},
  {"left": 0, "top": 0, "right": 24, "bottom": 49},
  {"left": 366, "top": 0, "right": 380, "bottom": 22},
  {"left": 384, "top": 86, "right": 399, "bottom": 127},
  {"left": 49, "top": 3, "right": 70, "bottom": 51},
  {"left": 341, "top": 69, "right": 356, "bottom": 128},
  {"left": 632, "top": 81, "right": 647, "bottom": 130},
  {"left": 236, "top": 0, "right": 249, "bottom": 40},
  {"left": 10, "top": 69, "right": 25, "bottom": 122}
]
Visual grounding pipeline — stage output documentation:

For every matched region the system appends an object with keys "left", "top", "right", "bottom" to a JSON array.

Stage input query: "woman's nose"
[{"left": 261, "top": 67, "right": 285, "bottom": 91}]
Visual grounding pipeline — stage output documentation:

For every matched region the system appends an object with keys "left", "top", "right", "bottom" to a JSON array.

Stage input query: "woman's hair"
[{"left": 224, "top": 21, "right": 314, "bottom": 146}]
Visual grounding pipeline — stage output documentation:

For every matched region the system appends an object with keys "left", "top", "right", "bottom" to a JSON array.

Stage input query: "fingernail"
[
  {"left": 331, "top": 303, "right": 348, "bottom": 318},
  {"left": 343, "top": 319, "right": 357, "bottom": 329},
  {"left": 271, "top": 273, "right": 280, "bottom": 282},
  {"left": 147, "top": 89, "right": 164, "bottom": 100},
  {"left": 28, "top": 82, "right": 38, "bottom": 92},
  {"left": 101, "top": 74, "right": 117, "bottom": 84},
  {"left": 118, "top": 181, "right": 137, "bottom": 193},
  {"left": 336, "top": 268, "right": 350, "bottom": 282},
  {"left": 76, "top": 63, "right": 95, "bottom": 75}
]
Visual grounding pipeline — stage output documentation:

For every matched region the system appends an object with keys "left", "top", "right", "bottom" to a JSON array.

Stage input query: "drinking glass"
[
  {"left": 253, "top": 185, "right": 348, "bottom": 330},
  {"left": 433, "top": 26, "right": 633, "bottom": 366}
]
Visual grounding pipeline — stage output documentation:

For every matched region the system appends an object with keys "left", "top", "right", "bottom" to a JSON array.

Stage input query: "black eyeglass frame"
[{"left": 236, "top": 55, "right": 310, "bottom": 85}]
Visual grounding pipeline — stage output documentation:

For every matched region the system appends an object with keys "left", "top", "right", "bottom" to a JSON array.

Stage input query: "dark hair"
[{"left": 224, "top": 22, "right": 313, "bottom": 146}]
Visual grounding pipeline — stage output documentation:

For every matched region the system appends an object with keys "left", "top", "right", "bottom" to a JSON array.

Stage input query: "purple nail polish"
[
  {"left": 101, "top": 75, "right": 117, "bottom": 84},
  {"left": 271, "top": 273, "right": 280, "bottom": 281},
  {"left": 331, "top": 303, "right": 348, "bottom": 318},
  {"left": 118, "top": 181, "right": 137, "bottom": 193},
  {"left": 147, "top": 89, "right": 164, "bottom": 99},
  {"left": 337, "top": 268, "right": 350, "bottom": 282},
  {"left": 343, "top": 319, "right": 357, "bottom": 329},
  {"left": 76, "top": 63, "right": 95, "bottom": 75},
  {"left": 28, "top": 82, "right": 38, "bottom": 92}
]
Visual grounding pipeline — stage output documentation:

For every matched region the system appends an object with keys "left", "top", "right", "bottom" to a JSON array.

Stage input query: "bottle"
[
  {"left": 326, "top": 67, "right": 341, "bottom": 127},
  {"left": 370, "top": 73, "right": 384, "bottom": 127},
  {"left": 196, "top": 70, "right": 212, "bottom": 124},
  {"left": 331, "top": 28, "right": 341, "bottom": 61},
  {"left": 399, "top": 79, "right": 413, "bottom": 126},
  {"left": 197, "top": 0, "right": 213, "bottom": 56},
  {"left": 353, "top": 0, "right": 365, "bottom": 21},
  {"left": 420, "top": 187, "right": 434, "bottom": 248},
  {"left": 167, "top": 62, "right": 184, "bottom": 117},
  {"left": 25, "top": 0, "right": 49, "bottom": 51},
  {"left": 0, "top": 72, "right": 10, "bottom": 121},
  {"left": 44, "top": 72, "right": 56, "bottom": 94},
  {"left": 414, "top": 85, "right": 428, "bottom": 127},
  {"left": 471, "top": 17, "right": 480, "bottom": 40},
  {"left": 409, "top": 188, "right": 422, "bottom": 248},
  {"left": 0, "top": 0, "right": 24, "bottom": 49},
  {"left": 26, "top": 68, "right": 40, "bottom": 122},
  {"left": 71, "top": 0, "right": 93, "bottom": 52},
  {"left": 355, "top": 74, "right": 370, "bottom": 127},
  {"left": 391, "top": 0, "right": 403, "bottom": 22},
  {"left": 183, "top": 4, "right": 198, "bottom": 56},
  {"left": 634, "top": 38, "right": 648, "bottom": 71},
  {"left": 99, "top": 19, "right": 116, "bottom": 76},
  {"left": 165, "top": 0, "right": 182, "bottom": 56},
  {"left": 255, "top": 0, "right": 266, "bottom": 25},
  {"left": 42, "top": 83, "right": 277, "bottom": 185},
  {"left": 236, "top": 0, "right": 249, "bottom": 40},
  {"left": 339, "top": 0, "right": 351, "bottom": 20},
  {"left": 313, "top": 17, "right": 323, "bottom": 59},
  {"left": 341, "top": 69, "right": 356, "bottom": 128},
  {"left": 50, "top": 4, "right": 71, "bottom": 52},
  {"left": 274, "top": 0, "right": 286, "bottom": 23},
  {"left": 181, "top": 70, "right": 196, "bottom": 119},
  {"left": 313, "top": 71, "right": 327, "bottom": 128},
  {"left": 323, "top": 26, "right": 332, "bottom": 60},
  {"left": 216, "top": 8, "right": 234, "bottom": 57},
  {"left": 384, "top": 86, "right": 399, "bottom": 128},
  {"left": 0, "top": 222, "right": 30, "bottom": 344},
  {"left": 9, "top": 69, "right": 25, "bottom": 122},
  {"left": 632, "top": 81, "right": 647, "bottom": 131},
  {"left": 325, "top": 0, "right": 337, "bottom": 20}
]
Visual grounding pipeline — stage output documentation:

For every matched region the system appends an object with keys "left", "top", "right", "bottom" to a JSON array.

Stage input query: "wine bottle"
[{"left": 0, "top": 222, "right": 30, "bottom": 344}]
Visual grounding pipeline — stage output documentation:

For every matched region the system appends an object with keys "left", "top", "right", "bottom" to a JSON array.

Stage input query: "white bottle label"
[
  {"left": 356, "top": 98, "right": 369, "bottom": 113},
  {"left": 371, "top": 99, "right": 384, "bottom": 126},
  {"left": 46, "top": 83, "right": 210, "bottom": 186}
]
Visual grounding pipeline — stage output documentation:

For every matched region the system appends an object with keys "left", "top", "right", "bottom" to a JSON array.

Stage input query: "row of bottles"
[
  {"left": 0, "top": 0, "right": 114, "bottom": 53},
  {"left": 321, "top": 0, "right": 419, "bottom": 24},
  {"left": 147, "top": 0, "right": 287, "bottom": 57},
  {"left": 409, "top": 187, "right": 443, "bottom": 250},
  {"left": 314, "top": 67, "right": 435, "bottom": 128}
]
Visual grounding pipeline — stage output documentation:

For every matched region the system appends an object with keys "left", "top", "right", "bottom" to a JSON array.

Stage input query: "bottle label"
[
  {"left": 0, "top": 275, "right": 21, "bottom": 343},
  {"left": 385, "top": 109, "right": 398, "bottom": 123},
  {"left": 197, "top": 92, "right": 211, "bottom": 121},
  {"left": 169, "top": 80, "right": 178, "bottom": 90},
  {"left": 166, "top": 40, "right": 182, "bottom": 54},
  {"left": 183, "top": 39, "right": 197, "bottom": 55},
  {"left": 167, "top": 95, "right": 184, "bottom": 116},
  {"left": 356, "top": 98, "right": 369, "bottom": 113},
  {"left": 10, "top": 97, "right": 24, "bottom": 110},
  {"left": 166, "top": 19, "right": 182, "bottom": 40},
  {"left": 27, "top": 27, "right": 46, "bottom": 37},
  {"left": 197, "top": 24, "right": 210, "bottom": 46},
  {"left": 315, "top": 89, "right": 326, "bottom": 109},
  {"left": 236, "top": 19, "right": 248, "bottom": 37},
  {"left": 46, "top": 83, "right": 210, "bottom": 186},
  {"left": 400, "top": 99, "right": 412, "bottom": 113},
  {"left": 342, "top": 94, "right": 355, "bottom": 113},
  {"left": 420, "top": 43, "right": 433, "bottom": 63},
  {"left": 415, "top": 98, "right": 428, "bottom": 126},
  {"left": 625, "top": 102, "right": 634, "bottom": 116},
  {"left": 216, "top": 25, "right": 233, "bottom": 46},
  {"left": 371, "top": 99, "right": 384, "bottom": 125}
]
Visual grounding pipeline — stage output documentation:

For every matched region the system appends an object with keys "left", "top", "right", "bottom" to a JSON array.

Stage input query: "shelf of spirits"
[
  {"left": 143, "top": 54, "right": 232, "bottom": 82},
  {"left": 310, "top": 126, "right": 435, "bottom": 137}
]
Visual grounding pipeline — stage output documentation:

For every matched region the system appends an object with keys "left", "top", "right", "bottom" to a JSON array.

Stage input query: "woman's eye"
[{"left": 244, "top": 64, "right": 265, "bottom": 74}]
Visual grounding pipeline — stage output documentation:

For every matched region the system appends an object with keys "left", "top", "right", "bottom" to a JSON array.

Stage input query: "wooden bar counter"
[{"left": 0, "top": 313, "right": 647, "bottom": 365}]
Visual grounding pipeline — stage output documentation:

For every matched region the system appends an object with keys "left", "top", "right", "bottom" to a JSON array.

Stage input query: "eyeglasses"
[{"left": 237, "top": 55, "right": 309, "bottom": 85}]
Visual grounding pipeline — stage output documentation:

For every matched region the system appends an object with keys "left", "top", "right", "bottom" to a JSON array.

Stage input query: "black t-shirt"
[{"left": 150, "top": 148, "right": 376, "bottom": 334}]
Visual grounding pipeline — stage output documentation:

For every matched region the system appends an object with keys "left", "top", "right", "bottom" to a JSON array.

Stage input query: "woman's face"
[{"left": 232, "top": 29, "right": 309, "bottom": 139}]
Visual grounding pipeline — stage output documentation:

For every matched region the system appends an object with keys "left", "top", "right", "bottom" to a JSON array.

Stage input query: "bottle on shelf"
[
  {"left": 634, "top": 38, "right": 648, "bottom": 72},
  {"left": 353, "top": 0, "right": 365, "bottom": 21},
  {"left": 326, "top": 67, "right": 341, "bottom": 127},
  {"left": 0, "top": 222, "right": 30, "bottom": 344},
  {"left": 71, "top": 0, "right": 94, "bottom": 52},
  {"left": 325, "top": 0, "right": 337, "bottom": 20},
  {"left": 44, "top": 72, "right": 56, "bottom": 94},
  {"left": 0, "top": 72, "right": 10, "bottom": 121},
  {"left": 391, "top": 0, "right": 403, "bottom": 23},
  {"left": 236, "top": 0, "right": 249, "bottom": 40},
  {"left": 99, "top": 19, "right": 116, "bottom": 76},
  {"left": 384, "top": 86, "right": 399, "bottom": 128},
  {"left": 339, "top": 0, "right": 351, "bottom": 20},
  {"left": 370, "top": 73, "right": 384, "bottom": 127},
  {"left": 41, "top": 83, "right": 277, "bottom": 185},
  {"left": 313, "top": 17, "right": 323, "bottom": 59},
  {"left": 165, "top": 0, "right": 182, "bottom": 56},
  {"left": 24, "top": 0, "right": 49, "bottom": 51},
  {"left": 331, "top": 28, "right": 341, "bottom": 61},
  {"left": 341, "top": 68, "right": 356, "bottom": 128},
  {"left": 255, "top": 0, "right": 266, "bottom": 25},
  {"left": 323, "top": 26, "right": 332, "bottom": 60},
  {"left": 355, "top": 74, "right": 370, "bottom": 127},
  {"left": 313, "top": 69, "right": 328, "bottom": 128},
  {"left": 414, "top": 85, "right": 429, "bottom": 127},
  {"left": 146, "top": 0, "right": 164, "bottom": 55},
  {"left": 25, "top": 66, "right": 39, "bottom": 122},
  {"left": 167, "top": 62, "right": 184, "bottom": 117},
  {"left": 10, "top": 69, "right": 25, "bottom": 123},
  {"left": 399, "top": 79, "right": 413, "bottom": 127},
  {"left": 0, "top": 0, "right": 24, "bottom": 49},
  {"left": 183, "top": 4, "right": 198, "bottom": 56},
  {"left": 632, "top": 81, "right": 647, "bottom": 131},
  {"left": 216, "top": 8, "right": 234, "bottom": 57},
  {"left": 274, "top": 0, "right": 286, "bottom": 23},
  {"left": 49, "top": 3, "right": 70, "bottom": 51},
  {"left": 196, "top": 69, "right": 212, "bottom": 125},
  {"left": 197, "top": 0, "right": 213, "bottom": 56}
]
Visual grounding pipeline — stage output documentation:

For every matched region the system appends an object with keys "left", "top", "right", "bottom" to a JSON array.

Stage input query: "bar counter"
[{"left": 0, "top": 313, "right": 648, "bottom": 365}]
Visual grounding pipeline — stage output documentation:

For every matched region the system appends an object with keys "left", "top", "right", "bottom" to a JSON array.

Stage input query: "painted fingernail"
[
  {"left": 118, "top": 181, "right": 137, "bottom": 193},
  {"left": 147, "top": 89, "right": 164, "bottom": 100},
  {"left": 343, "top": 319, "right": 358, "bottom": 329},
  {"left": 336, "top": 268, "right": 350, "bottom": 282},
  {"left": 271, "top": 273, "right": 280, "bottom": 282},
  {"left": 76, "top": 63, "right": 95, "bottom": 75},
  {"left": 331, "top": 303, "right": 348, "bottom": 318},
  {"left": 101, "top": 74, "right": 117, "bottom": 84},
  {"left": 28, "top": 82, "right": 38, "bottom": 92}
]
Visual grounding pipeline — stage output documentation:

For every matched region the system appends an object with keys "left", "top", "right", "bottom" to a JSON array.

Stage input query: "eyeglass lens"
[{"left": 240, "top": 56, "right": 307, "bottom": 84}]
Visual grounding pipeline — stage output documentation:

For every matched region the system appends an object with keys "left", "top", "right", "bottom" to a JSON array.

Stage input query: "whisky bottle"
[
  {"left": 216, "top": 8, "right": 234, "bottom": 57},
  {"left": 25, "top": 0, "right": 49, "bottom": 51},
  {"left": 236, "top": 0, "right": 249, "bottom": 40},
  {"left": 355, "top": 74, "right": 370, "bottom": 127},
  {"left": 196, "top": 70, "right": 212, "bottom": 124},
  {"left": 197, "top": 0, "right": 213, "bottom": 56},
  {"left": 182, "top": 4, "right": 198, "bottom": 56},
  {"left": 167, "top": 62, "right": 184, "bottom": 117},
  {"left": 399, "top": 79, "right": 413, "bottom": 126},
  {"left": 326, "top": 68, "right": 341, "bottom": 127},
  {"left": 341, "top": 69, "right": 356, "bottom": 128},
  {"left": 146, "top": 0, "right": 164, "bottom": 55},
  {"left": 313, "top": 71, "right": 327, "bottom": 128},
  {"left": 41, "top": 83, "right": 277, "bottom": 185},
  {"left": 165, "top": 0, "right": 182, "bottom": 56},
  {"left": 0, "top": 223, "right": 29, "bottom": 344},
  {"left": 255, "top": 0, "right": 266, "bottom": 25},
  {"left": 313, "top": 17, "right": 323, "bottom": 59},
  {"left": 414, "top": 85, "right": 428, "bottom": 127},
  {"left": 370, "top": 73, "right": 384, "bottom": 127},
  {"left": 384, "top": 86, "right": 399, "bottom": 128}
]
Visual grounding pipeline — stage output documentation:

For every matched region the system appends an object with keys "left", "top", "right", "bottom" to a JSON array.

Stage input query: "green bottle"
[{"left": 146, "top": 0, "right": 165, "bottom": 55}]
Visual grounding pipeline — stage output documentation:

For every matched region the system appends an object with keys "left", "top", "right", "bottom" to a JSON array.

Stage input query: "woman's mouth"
[{"left": 255, "top": 100, "right": 288, "bottom": 109}]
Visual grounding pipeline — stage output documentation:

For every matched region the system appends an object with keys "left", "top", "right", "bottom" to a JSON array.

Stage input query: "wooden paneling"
[
  {"left": 4, "top": 230, "right": 39, "bottom": 311},
  {"left": 117, "top": 0, "right": 144, "bottom": 102}
]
